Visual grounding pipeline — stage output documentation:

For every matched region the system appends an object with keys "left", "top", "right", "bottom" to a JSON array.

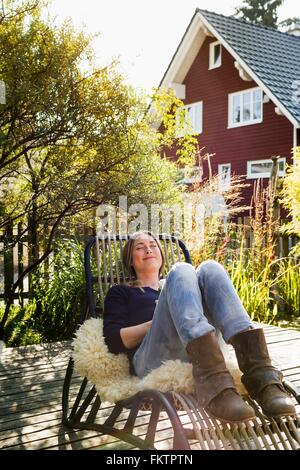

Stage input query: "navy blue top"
[{"left": 103, "top": 284, "right": 159, "bottom": 374}]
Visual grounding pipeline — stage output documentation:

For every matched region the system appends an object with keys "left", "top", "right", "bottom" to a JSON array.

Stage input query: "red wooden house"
[{"left": 158, "top": 9, "right": 300, "bottom": 215}]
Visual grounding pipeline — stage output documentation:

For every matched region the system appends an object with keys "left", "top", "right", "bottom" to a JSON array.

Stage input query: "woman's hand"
[{"left": 120, "top": 321, "right": 152, "bottom": 350}]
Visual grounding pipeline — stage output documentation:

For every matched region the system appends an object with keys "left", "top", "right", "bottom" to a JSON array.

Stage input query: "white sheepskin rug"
[{"left": 72, "top": 318, "right": 246, "bottom": 403}]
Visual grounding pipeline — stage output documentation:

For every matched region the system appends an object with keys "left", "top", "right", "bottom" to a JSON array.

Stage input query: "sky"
[{"left": 49, "top": 0, "right": 299, "bottom": 93}]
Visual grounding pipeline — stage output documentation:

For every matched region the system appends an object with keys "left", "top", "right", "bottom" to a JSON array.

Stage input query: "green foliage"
[
  {"left": 279, "top": 17, "right": 300, "bottom": 30},
  {"left": 184, "top": 171, "right": 250, "bottom": 265},
  {"left": 0, "top": 0, "right": 191, "bottom": 236},
  {"left": 228, "top": 254, "right": 278, "bottom": 324},
  {"left": 234, "top": 0, "right": 298, "bottom": 29},
  {"left": 1, "top": 302, "right": 44, "bottom": 347},
  {"left": 280, "top": 148, "right": 300, "bottom": 255},
  {"left": 276, "top": 259, "right": 300, "bottom": 319},
  {"left": 30, "top": 238, "right": 85, "bottom": 341},
  {"left": 187, "top": 170, "right": 299, "bottom": 327},
  {"left": 1, "top": 238, "right": 85, "bottom": 345},
  {"left": 189, "top": 224, "right": 299, "bottom": 326},
  {"left": 151, "top": 88, "right": 198, "bottom": 168},
  {"left": 227, "top": 252, "right": 300, "bottom": 325},
  {"left": 0, "top": 0, "right": 196, "bottom": 338}
]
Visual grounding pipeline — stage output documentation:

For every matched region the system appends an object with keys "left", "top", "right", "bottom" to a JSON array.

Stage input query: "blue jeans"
[{"left": 132, "top": 260, "right": 253, "bottom": 378}]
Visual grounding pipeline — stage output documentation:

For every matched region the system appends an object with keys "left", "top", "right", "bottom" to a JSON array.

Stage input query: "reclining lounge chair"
[{"left": 62, "top": 234, "right": 300, "bottom": 450}]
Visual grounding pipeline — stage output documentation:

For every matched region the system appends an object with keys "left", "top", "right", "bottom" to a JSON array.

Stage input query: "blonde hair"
[{"left": 122, "top": 231, "right": 165, "bottom": 289}]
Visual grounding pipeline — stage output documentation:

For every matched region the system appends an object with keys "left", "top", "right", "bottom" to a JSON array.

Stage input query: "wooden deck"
[{"left": 1, "top": 324, "right": 300, "bottom": 450}]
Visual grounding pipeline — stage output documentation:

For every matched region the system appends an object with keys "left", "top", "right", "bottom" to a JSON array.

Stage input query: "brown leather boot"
[
  {"left": 230, "top": 328, "right": 296, "bottom": 418},
  {"left": 186, "top": 332, "right": 255, "bottom": 423}
]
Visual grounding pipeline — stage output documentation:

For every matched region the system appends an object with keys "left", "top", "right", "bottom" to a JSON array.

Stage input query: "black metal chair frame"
[{"left": 62, "top": 234, "right": 300, "bottom": 450}]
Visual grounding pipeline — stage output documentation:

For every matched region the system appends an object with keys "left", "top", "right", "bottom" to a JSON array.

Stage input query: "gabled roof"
[{"left": 159, "top": 9, "right": 300, "bottom": 128}]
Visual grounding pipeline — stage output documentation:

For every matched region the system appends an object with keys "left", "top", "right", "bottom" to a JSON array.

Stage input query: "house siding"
[{"left": 167, "top": 36, "right": 295, "bottom": 215}]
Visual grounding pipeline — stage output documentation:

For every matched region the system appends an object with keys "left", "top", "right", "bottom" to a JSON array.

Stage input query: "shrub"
[{"left": 1, "top": 238, "right": 86, "bottom": 345}]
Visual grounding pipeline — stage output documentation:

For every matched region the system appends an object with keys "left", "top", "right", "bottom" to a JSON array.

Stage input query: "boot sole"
[
  {"left": 205, "top": 409, "right": 255, "bottom": 425},
  {"left": 262, "top": 411, "right": 298, "bottom": 420}
]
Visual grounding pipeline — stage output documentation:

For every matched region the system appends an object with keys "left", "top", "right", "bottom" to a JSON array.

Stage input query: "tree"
[
  {"left": 234, "top": 0, "right": 284, "bottom": 28},
  {"left": 279, "top": 17, "right": 300, "bottom": 32},
  {"left": 0, "top": 0, "right": 197, "bottom": 339}
]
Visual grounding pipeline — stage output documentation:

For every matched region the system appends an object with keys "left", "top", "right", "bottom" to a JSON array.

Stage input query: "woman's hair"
[{"left": 122, "top": 231, "right": 165, "bottom": 288}]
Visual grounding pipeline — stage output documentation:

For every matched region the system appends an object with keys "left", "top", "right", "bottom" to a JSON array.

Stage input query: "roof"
[{"left": 160, "top": 9, "right": 300, "bottom": 127}]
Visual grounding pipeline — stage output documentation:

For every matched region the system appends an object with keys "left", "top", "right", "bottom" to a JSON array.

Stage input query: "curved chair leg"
[
  {"left": 62, "top": 357, "right": 75, "bottom": 426},
  {"left": 62, "top": 361, "right": 190, "bottom": 450},
  {"left": 119, "top": 390, "right": 191, "bottom": 450}
]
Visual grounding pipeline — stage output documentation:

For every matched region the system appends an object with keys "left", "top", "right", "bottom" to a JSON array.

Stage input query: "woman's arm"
[
  {"left": 120, "top": 321, "right": 152, "bottom": 350},
  {"left": 103, "top": 286, "right": 131, "bottom": 354}
]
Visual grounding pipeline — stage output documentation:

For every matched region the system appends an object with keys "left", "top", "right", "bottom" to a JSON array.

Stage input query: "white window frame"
[
  {"left": 209, "top": 41, "right": 222, "bottom": 69},
  {"left": 228, "top": 87, "right": 263, "bottom": 128},
  {"left": 247, "top": 157, "right": 286, "bottom": 179},
  {"left": 180, "top": 166, "right": 203, "bottom": 184},
  {"left": 176, "top": 101, "right": 203, "bottom": 137},
  {"left": 218, "top": 163, "right": 231, "bottom": 191}
]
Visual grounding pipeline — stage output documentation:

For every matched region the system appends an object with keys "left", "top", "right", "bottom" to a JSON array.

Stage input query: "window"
[
  {"left": 218, "top": 163, "right": 231, "bottom": 191},
  {"left": 179, "top": 166, "right": 203, "bottom": 184},
  {"left": 247, "top": 158, "right": 286, "bottom": 179},
  {"left": 209, "top": 41, "right": 222, "bottom": 69},
  {"left": 176, "top": 101, "right": 203, "bottom": 137},
  {"left": 228, "top": 88, "right": 262, "bottom": 128}
]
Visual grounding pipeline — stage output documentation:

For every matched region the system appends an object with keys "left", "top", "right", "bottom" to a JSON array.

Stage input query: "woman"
[{"left": 103, "top": 230, "right": 295, "bottom": 423}]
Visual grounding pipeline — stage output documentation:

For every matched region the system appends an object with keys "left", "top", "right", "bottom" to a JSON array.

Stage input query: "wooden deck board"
[{"left": 0, "top": 325, "right": 299, "bottom": 450}]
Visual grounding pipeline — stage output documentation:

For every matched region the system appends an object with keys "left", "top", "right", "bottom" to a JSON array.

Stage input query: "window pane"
[
  {"left": 214, "top": 44, "right": 221, "bottom": 67},
  {"left": 251, "top": 162, "right": 272, "bottom": 174},
  {"left": 253, "top": 100, "right": 261, "bottom": 120},
  {"left": 186, "top": 106, "right": 193, "bottom": 122},
  {"left": 253, "top": 90, "right": 262, "bottom": 120},
  {"left": 219, "top": 164, "right": 231, "bottom": 190},
  {"left": 184, "top": 166, "right": 203, "bottom": 183},
  {"left": 222, "top": 166, "right": 230, "bottom": 181},
  {"left": 231, "top": 89, "right": 262, "bottom": 126},
  {"left": 233, "top": 95, "right": 241, "bottom": 123},
  {"left": 242, "top": 92, "right": 251, "bottom": 121},
  {"left": 190, "top": 167, "right": 203, "bottom": 181},
  {"left": 194, "top": 104, "right": 202, "bottom": 133},
  {"left": 278, "top": 160, "right": 285, "bottom": 171},
  {"left": 253, "top": 89, "right": 261, "bottom": 102}
]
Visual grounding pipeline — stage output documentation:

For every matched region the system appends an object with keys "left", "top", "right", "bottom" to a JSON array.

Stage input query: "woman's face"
[{"left": 131, "top": 234, "right": 162, "bottom": 277}]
